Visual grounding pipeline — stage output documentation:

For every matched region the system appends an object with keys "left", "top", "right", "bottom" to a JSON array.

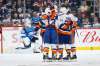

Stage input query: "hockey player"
[
  {"left": 18, "top": 23, "right": 39, "bottom": 50},
  {"left": 31, "top": 12, "right": 42, "bottom": 53},
  {"left": 42, "top": 5, "right": 58, "bottom": 45},
  {"left": 41, "top": 12, "right": 49, "bottom": 29},
  {"left": 53, "top": 7, "right": 79, "bottom": 60},
  {"left": 49, "top": 5, "right": 57, "bottom": 24},
  {"left": 31, "top": 12, "right": 41, "bottom": 26},
  {"left": 16, "top": 12, "right": 42, "bottom": 53},
  {"left": 43, "top": 47, "right": 49, "bottom": 61},
  {"left": 42, "top": 5, "right": 58, "bottom": 61}
]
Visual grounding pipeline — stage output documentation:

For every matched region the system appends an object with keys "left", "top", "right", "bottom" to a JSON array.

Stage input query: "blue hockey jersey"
[
  {"left": 31, "top": 16, "right": 41, "bottom": 24},
  {"left": 21, "top": 26, "right": 36, "bottom": 40}
]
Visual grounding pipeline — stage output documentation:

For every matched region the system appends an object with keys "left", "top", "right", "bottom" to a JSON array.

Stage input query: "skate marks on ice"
[{"left": 0, "top": 51, "right": 100, "bottom": 66}]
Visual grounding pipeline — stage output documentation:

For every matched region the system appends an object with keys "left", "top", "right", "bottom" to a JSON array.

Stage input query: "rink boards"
[
  {"left": 75, "top": 28, "right": 100, "bottom": 50},
  {"left": 0, "top": 27, "right": 100, "bottom": 53}
]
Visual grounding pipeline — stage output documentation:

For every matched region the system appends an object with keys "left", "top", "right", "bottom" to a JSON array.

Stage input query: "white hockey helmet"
[
  {"left": 68, "top": 14, "right": 78, "bottom": 22},
  {"left": 45, "top": 7, "right": 50, "bottom": 15},
  {"left": 71, "top": 16, "right": 78, "bottom": 22}
]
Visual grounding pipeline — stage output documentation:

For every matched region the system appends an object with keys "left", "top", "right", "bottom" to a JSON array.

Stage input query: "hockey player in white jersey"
[{"left": 54, "top": 6, "right": 79, "bottom": 60}]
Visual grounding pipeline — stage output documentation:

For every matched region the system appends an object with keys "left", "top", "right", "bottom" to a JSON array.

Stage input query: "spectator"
[
  {"left": 81, "top": 13, "right": 89, "bottom": 27},
  {"left": 2, "top": 15, "right": 11, "bottom": 23},
  {"left": 0, "top": 5, "right": 9, "bottom": 17},
  {"left": 12, "top": 12, "right": 20, "bottom": 24},
  {"left": 79, "top": 1, "right": 89, "bottom": 17},
  {"left": 42, "top": 1, "right": 47, "bottom": 12},
  {"left": 19, "top": 12, "right": 24, "bottom": 22},
  {"left": 0, "top": 14, "right": 3, "bottom": 22},
  {"left": 17, "top": 7, "right": 23, "bottom": 13},
  {"left": 69, "top": 0, "right": 79, "bottom": 11},
  {"left": 89, "top": 13, "right": 94, "bottom": 27},
  {"left": 32, "top": 2, "right": 40, "bottom": 12}
]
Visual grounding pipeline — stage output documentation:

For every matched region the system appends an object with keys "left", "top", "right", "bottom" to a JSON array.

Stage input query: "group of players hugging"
[{"left": 19, "top": 5, "right": 79, "bottom": 61}]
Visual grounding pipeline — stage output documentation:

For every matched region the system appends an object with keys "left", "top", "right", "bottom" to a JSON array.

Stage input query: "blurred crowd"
[{"left": 0, "top": 0, "right": 100, "bottom": 28}]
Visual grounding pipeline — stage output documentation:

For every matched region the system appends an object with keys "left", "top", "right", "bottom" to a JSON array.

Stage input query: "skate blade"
[
  {"left": 15, "top": 47, "right": 30, "bottom": 49},
  {"left": 68, "top": 59, "right": 77, "bottom": 62},
  {"left": 43, "top": 59, "right": 77, "bottom": 62}
]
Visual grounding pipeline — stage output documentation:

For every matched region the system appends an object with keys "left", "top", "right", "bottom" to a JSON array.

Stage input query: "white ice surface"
[{"left": 0, "top": 50, "right": 100, "bottom": 66}]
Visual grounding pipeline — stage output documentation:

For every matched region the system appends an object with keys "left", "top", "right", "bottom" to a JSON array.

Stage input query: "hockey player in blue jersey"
[
  {"left": 31, "top": 12, "right": 41, "bottom": 25},
  {"left": 21, "top": 26, "right": 38, "bottom": 48},
  {"left": 31, "top": 12, "right": 43, "bottom": 53},
  {"left": 16, "top": 12, "right": 42, "bottom": 53}
]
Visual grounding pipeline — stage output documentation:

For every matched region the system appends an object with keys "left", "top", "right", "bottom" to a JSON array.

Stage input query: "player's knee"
[
  {"left": 71, "top": 47, "right": 76, "bottom": 52},
  {"left": 24, "top": 43, "right": 31, "bottom": 48},
  {"left": 65, "top": 44, "right": 71, "bottom": 49},
  {"left": 22, "top": 37, "right": 31, "bottom": 45}
]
